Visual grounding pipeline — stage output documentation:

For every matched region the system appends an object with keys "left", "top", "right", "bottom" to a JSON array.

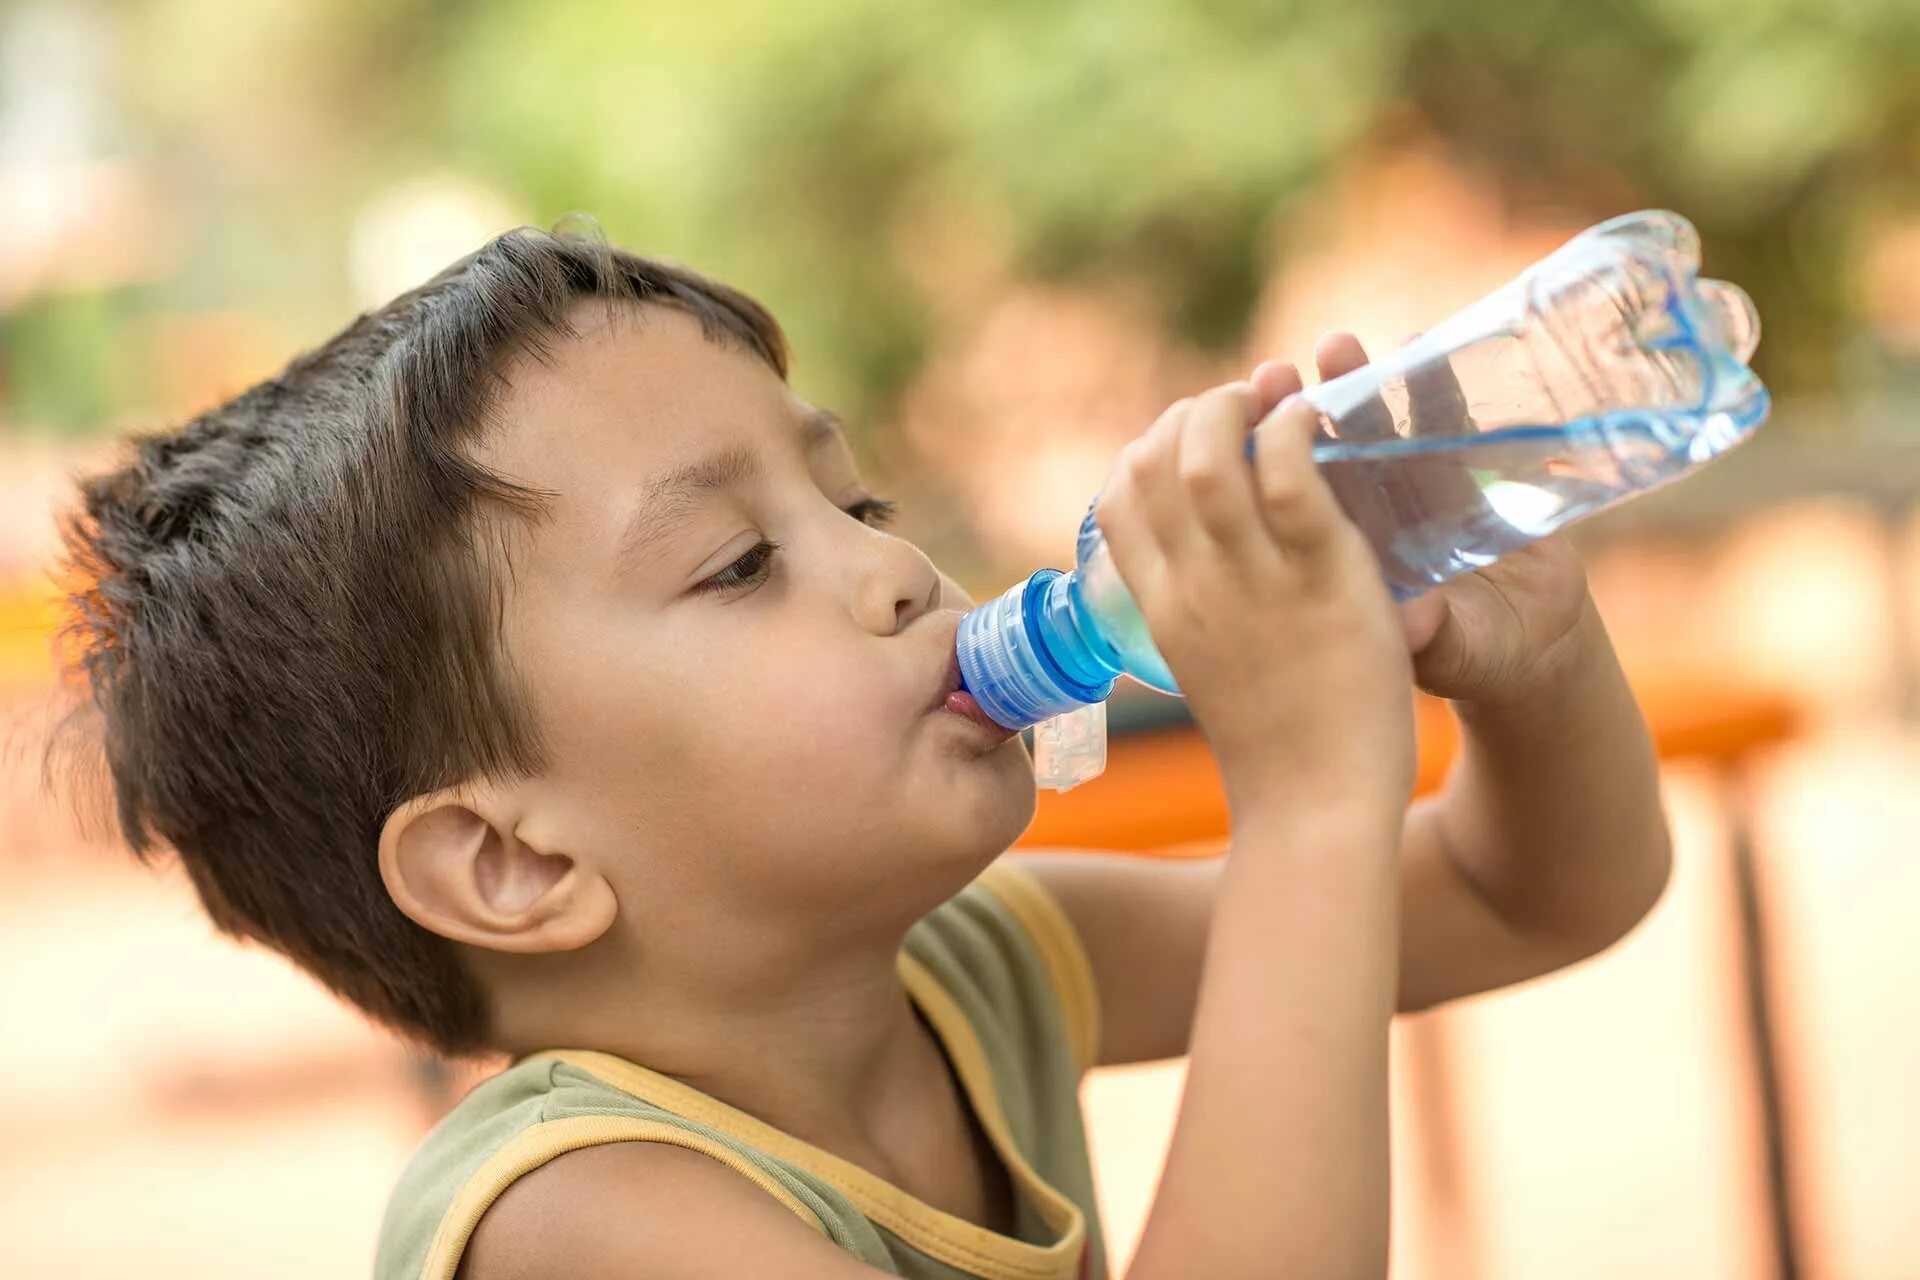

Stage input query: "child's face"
[{"left": 473, "top": 301, "right": 1036, "bottom": 925}]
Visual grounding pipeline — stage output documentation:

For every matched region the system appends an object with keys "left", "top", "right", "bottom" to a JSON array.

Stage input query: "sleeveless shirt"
[{"left": 373, "top": 858, "right": 1109, "bottom": 1280}]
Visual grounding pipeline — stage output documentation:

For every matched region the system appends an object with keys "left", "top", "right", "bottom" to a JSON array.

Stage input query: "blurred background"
[{"left": 2, "top": 1, "right": 1918, "bottom": 1276}]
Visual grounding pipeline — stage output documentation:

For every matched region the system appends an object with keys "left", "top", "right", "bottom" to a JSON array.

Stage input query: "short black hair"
[{"left": 43, "top": 221, "right": 789, "bottom": 1057}]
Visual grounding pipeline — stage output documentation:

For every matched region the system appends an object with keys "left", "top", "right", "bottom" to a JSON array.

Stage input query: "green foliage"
[
  {"left": 408, "top": 1, "right": 1400, "bottom": 416},
  {"left": 8, "top": 0, "right": 1919, "bottom": 433},
  {"left": 1, "top": 290, "right": 144, "bottom": 437}
]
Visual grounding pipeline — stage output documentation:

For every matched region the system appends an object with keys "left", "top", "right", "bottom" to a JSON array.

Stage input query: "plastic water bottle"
[{"left": 955, "top": 210, "right": 1769, "bottom": 789}]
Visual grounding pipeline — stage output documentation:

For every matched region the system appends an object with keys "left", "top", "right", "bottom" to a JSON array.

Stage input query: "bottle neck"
[
  {"left": 955, "top": 569, "right": 1118, "bottom": 730},
  {"left": 1033, "top": 566, "right": 1126, "bottom": 688}
]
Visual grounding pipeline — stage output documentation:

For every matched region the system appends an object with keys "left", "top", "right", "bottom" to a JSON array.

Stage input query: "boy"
[{"left": 50, "top": 225, "right": 1670, "bottom": 1279}]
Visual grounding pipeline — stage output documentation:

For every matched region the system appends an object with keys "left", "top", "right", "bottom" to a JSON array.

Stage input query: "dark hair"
[{"left": 42, "top": 221, "right": 789, "bottom": 1057}]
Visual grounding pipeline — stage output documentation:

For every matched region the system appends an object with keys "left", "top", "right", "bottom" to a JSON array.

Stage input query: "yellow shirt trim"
[
  {"left": 976, "top": 859, "right": 1103, "bottom": 1075},
  {"left": 417, "top": 859, "right": 1098, "bottom": 1280},
  {"left": 531, "top": 942, "right": 1088, "bottom": 1280},
  {"left": 416, "top": 1114, "right": 828, "bottom": 1280}
]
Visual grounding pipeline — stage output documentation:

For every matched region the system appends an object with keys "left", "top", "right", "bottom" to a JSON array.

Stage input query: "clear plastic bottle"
[{"left": 956, "top": 210, "right": 1769, "bottom": 787}]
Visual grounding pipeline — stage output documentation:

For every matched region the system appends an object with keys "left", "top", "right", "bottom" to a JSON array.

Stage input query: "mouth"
[{"left": 931, "top": 642, "right": 1020, "bottom": 745}]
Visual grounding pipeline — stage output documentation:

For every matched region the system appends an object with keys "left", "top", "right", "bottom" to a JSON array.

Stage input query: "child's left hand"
[
  {"left": 1251, "top": 332, "right": 1597, "bottom": 707},
  {"left": 1394, "top": 530, "right": 1593, "bottom": 705}
]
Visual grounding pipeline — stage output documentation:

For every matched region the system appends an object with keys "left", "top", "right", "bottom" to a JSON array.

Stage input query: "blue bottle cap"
[{"left": 956, "top": 570, "right": 1115, "bottom": 730}]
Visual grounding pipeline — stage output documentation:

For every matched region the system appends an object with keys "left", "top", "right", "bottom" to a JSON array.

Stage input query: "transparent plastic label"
[{"left": 1031, "top": 701, "right": 1107, "bottom": 792}]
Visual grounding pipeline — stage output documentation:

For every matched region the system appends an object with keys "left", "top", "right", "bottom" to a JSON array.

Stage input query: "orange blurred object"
[
  {"left": 0, "top": 576, "right": 64, "bottom": 695},
  {"left": 1027, "top": 675, "right": 1813, "bottom": 1279},
  {"left": 1016, "top": 680, "right": 1805, "bottom": 855}
]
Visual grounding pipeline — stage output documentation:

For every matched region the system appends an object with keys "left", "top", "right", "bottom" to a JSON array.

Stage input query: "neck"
[{"left": 481, "top": 895, "right": 952, "bottom": 1155}]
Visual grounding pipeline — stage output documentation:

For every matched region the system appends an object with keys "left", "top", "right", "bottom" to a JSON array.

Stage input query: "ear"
[{"left": 378, "top": 786, "right": 617, "bottom": 955}]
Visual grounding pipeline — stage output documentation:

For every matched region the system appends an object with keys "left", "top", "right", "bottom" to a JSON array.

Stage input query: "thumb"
[
  {"left": 1398, "top": 590, "right": 1449, "bottom": 656},
  {"left": 1249, "top": 359, "right": 1304, "bottom": 416}
]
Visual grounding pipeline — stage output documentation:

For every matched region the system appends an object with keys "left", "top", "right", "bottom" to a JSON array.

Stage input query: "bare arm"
[
  {"left": 1398, "top": 596, "right": 1671, "bottom": 1010},
  {"left": 1021, "top": 597, "right": 1672, "bottom": 1061},
  {"left": 1124, "top": 800, "right": 1400, "bottom": 1280},
  {"left": 1076, "top": 380, "right": 1414, "bottom": 1279}
]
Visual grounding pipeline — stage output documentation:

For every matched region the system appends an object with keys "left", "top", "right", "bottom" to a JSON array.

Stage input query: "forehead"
[{"left": 481, "top": 299, "right": 798, "bottom": 483}]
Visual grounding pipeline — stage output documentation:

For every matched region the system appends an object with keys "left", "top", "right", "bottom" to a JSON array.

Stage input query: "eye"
[
  {"left": 694, "top": 539, "right": 782, "bottom": 595},
  {"left": 845, "top": 496, "right": 898, "bottom": 527}
]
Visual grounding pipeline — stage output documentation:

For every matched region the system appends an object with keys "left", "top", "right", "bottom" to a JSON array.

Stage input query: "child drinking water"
[{"left": 49, "top": 223, "right": 1670, "bottom": 1279}]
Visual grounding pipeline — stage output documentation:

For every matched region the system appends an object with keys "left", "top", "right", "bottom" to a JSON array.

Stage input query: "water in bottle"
[{"left": 954, "top": 210, "right": 1769, "bottom": 786}]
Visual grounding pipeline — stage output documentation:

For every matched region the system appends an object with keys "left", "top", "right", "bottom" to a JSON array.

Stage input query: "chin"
[{"left": 944, "top": 740, "right": 1038, "bottom": 855}]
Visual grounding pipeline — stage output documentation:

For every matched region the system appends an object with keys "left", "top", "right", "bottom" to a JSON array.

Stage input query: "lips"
[{"left": 931, "top": 638, "right": 1018, "bottom": 743}]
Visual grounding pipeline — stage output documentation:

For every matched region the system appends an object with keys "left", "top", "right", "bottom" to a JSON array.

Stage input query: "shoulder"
[
  {"left": 376, "top": 1057, "right": 566, "bottom": 1277},
  {"left": 910, "top": 857, "right": 1103, "bottom": 1076},
  {"left": 1005, "top": 848, "right": 1224, "bottom": 1067},
  {"left": 461, "top": 1141, "right": 891, "bottom": 1280}
]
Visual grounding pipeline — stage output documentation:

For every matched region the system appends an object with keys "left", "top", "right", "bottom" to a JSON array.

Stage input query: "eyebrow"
[
  {"left": 800, "top": 407, "right": 846, "bottom": 448},
  {"left": 614, "top": 408, "right": 849, "bottom": 566}
]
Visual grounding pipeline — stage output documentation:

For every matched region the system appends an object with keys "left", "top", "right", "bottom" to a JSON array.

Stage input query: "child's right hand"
[{"left": 1093, "top": 371, "right": 1417, "bottom": 821}]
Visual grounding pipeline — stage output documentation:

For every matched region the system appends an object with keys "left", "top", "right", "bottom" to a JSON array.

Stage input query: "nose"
[{"left": 851, "top": 527, "right": 942, "bottom": 637}]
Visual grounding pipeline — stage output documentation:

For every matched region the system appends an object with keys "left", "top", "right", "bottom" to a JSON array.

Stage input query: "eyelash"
[
  {"left": 846, "top": 497, "right": 900, "bottom": 528},
  {"left": 693, "top": 497, "right": 900, "bottom": 596}
]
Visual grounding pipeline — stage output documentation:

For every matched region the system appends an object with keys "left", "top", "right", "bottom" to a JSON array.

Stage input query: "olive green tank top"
[{"left": 374, "top": 859, "right": 1108, "bottom": 1280}]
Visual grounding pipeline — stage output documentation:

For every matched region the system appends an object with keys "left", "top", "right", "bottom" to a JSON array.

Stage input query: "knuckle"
[
  {"left": 1256, "top": 465, "right": 1308, "bottom": 510},
  {"left": 1268, "top": 491, "right": 1337, "bottom": 544},
  {"left": 1283, "top": 411, "right": 1323, "bottom": 449},
  {"left": 1169, "top": 582, "right": 1217, "bottom": 632},
  {"left": 1145, "top": 402, "right": 1190, "bottom": 443},
  {"left": 1123, "top": 453, "right": 1157, "bottom": 491},
  {"left": 1177, "top": 458, "right": 1226, "bottom": 495},
  {"left": 1193, "top": 507, "right": 1240, "bottom": 542}
]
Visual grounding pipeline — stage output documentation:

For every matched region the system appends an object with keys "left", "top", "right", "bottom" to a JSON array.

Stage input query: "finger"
[
  {"left": 1312, "top": 331, "right": 1415, "bottom": 557},
  {"left": 1178, "top": 382, "right": 1273, "bottom": 556},
  {"left": 1397, "top": 590, "right": 1449, "bottom": 656},
  {"left": 1315, "top": 331, "right": 1396, "bottom": 442},
  {"left": 1395, "top": 329, "right": 1483, "bottom": 549},
  {"left": 1250, "top": 395, "right": 1348, "bottom": 555},
  {"left": 1249, "top": 359, "right": 1304, "bottom": 417},
  {"left": 1314, "top": 331, "right": 1370, "bottom": 380},
  {"left": 1091, "top": 463, "right": 1171, "bottom": 610},
  {"left": 1127, "top": 396, "right": 1201, "bottom": 556},
  {"left": 1405, "top": 330, "right": 1472, "bottom": 438}
]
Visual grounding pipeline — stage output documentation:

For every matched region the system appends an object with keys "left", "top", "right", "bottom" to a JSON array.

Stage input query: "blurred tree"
[
  {"left": 1403, "top": 0, "right": 1920, "bottom": 397},
  {"left": 400, "top": 0, "right": 1919, "bottom": 413},
  {"left": 5, "top": 0, "right": 1918, "bottom": 434}
]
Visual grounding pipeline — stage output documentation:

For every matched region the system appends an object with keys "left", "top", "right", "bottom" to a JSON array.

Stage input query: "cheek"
[
  {"left": 524, "top": 594, "right": 925, "bottom": 827},
  {"left": 602, "top": 619, "right": 893, "bottom": 775},
  {"left": 694, "top": 644, "right": 898, "bottom": 770}
]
